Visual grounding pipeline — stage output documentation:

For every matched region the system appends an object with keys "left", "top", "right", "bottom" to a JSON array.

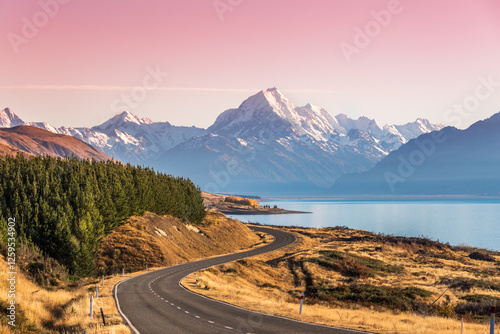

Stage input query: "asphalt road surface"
[{"left": 115, "top": 226, "right": 370, "bottom": 334}]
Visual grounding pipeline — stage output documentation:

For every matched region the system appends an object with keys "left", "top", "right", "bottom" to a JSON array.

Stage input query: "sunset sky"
[{"left": 1, "top": 0, "right": 499, "bottom": 129}]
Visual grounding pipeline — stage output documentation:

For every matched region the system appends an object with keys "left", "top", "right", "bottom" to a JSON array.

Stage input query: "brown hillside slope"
[
  {"left": 0, "top": 141, "right": 33, "bottom": 157},
  {"left": 97, "top": 211, "right": 262, "bottom": 273},
  {"left": 0, "top": 125, "right": 112, "bottom": 160}
]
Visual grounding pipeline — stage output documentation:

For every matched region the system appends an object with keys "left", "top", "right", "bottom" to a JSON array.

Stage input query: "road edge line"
[{"left": 114, "top": 275, "right": 142, "bottom": 334}]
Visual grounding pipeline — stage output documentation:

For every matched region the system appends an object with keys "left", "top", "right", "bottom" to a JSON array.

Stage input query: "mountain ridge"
[
  {"left": 0, "top": 125, "right": 113, "bottom": 160},
  {"left": 331, "top": 111, "right": 500, "bottom": 195},
  {"left": 1, "top": 88, "right": 444, "bottom": 193}
]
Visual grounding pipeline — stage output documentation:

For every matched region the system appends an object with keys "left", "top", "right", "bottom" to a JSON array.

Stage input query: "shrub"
[
  {"left": 460, "top": 294, "right": 496, "bottom": 303},
  {"left": 310, "top": 250, "right": 403, "bottom": 278},
  {"left": 224, "top": 196, "right": 259, "bottom": 207},
  {"left": 455, "top": 300, "right": 491, "bottom": 320},
  {"left": 440, "top": 277, "right": 500, "bottom": 292},
  {"left": 468, "top": 251, "right": 495, "bottom": 262},
  {"left": 307, "top": 283, "right": 432, "bottom": 311},
  {"left": 260, "top": 282, "right": 281, "bottom": 290}
]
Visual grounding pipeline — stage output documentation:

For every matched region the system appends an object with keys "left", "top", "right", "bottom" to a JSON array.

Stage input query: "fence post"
[
  {"left": 100, "top": 307, "right": 106, "bottom": 325},
  {"left": 90, "top": 295, "right": 93, "bottom": 318},
  {"left": 146, "top": 264, "right": 148, "bottom": 271},
  {"left": 95, "top": 284, "right": 99, "bottom": 298},
  {"left": 102, "top": 274, "right": 104, "bottom": 286},
  {"left": 299, "top": 292, "right": 304, "bottom": 315},
  {"left": 491, "top": 300, "right": 496, "bottom": 334},
  {"left": 122, "top": 268, "right": 124, "bottom": 277}
]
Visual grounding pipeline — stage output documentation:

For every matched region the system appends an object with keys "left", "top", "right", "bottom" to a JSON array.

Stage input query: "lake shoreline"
[
  {"left": 227, "top": 198, "right": 500, "bottom": 252},
  {"left": 218, "top": 208, "right": 311, "bottom": 215},
  {"left": 261, "top": 195, "right": 500, "bottom": 201}
]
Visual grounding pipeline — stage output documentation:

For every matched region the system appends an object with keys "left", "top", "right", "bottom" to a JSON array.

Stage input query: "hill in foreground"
[
  {"left": 0, "top": 125, "right": 112, "bottom": 160},
  {"left": 96, "top": 211, "right": 262, "bottom": 272}
]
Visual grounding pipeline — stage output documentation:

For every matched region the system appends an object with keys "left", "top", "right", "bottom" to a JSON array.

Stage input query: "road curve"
[{"left": 115, "top": 226, "right": 371, "bottom": 334}]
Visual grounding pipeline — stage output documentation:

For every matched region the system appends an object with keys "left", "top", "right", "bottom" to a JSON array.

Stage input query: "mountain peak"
[
  {"left": 0, "top": 108, "right": 25, "bottom": 128},
  {"left": 117, "top": 111, "right": 143, "bottom": 125},
  {"left": 95, "top": 111, "right": 153, "bottom": 130}
]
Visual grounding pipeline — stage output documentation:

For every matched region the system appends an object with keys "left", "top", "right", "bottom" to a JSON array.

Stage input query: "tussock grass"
[
  {"left": 1, "top": 211, "right": 264, "bottom": 333},
  {"left": 182, "top": 225, "right": 500, "bottom": 334},
  {"left": 96, "top": 211, "right": 261, "bottom": 273}
]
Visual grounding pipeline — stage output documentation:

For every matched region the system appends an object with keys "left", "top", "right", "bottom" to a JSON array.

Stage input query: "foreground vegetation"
[
  {"left": 0, "top": 155, "right": 205, "bottom": 276},
  {"left": 0, "top": 212, "right": 263, "bottom": 333},
  {"left": 183, "top": 225, "right": 500, "bottom": 333}
]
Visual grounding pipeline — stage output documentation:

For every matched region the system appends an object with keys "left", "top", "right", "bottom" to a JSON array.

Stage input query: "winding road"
[{"left": 115, "top": 226, "right": 370, "bottom": 334}]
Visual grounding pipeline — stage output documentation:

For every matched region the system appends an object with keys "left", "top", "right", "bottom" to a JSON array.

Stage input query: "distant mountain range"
[
  {"left": 332, "top": 112, "right": 500, "bottom": 196},
  {"left": 1, "top": 88, "right": 443, "bottom": 193}
]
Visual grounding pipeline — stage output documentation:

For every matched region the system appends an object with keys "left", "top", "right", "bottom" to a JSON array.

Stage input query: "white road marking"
[{"left": 208, "top": 320, "right": 214, "bottom": 324}]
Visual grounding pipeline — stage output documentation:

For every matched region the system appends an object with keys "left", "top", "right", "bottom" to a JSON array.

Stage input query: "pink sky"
[{"left": 1, "top": 0, "right": 499, "bottom": 128}]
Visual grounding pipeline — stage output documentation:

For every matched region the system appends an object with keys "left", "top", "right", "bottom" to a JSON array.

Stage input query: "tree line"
[{"left": 0, "top": 155, "right": 206, "bottom": 276}]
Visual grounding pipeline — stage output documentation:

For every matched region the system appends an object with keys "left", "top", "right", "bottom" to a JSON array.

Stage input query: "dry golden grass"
[
  {"left": 0, "top": 212, "right": 264, "bottom": 333},
  {"left": 182, "top": 225, "right": 500, "bottom": 334},
  {"left": 0, "top": 253, "right": 142, "bottom": 333},
  {"left": 97, "top": 211, "right": 261, "bottom": 272}
]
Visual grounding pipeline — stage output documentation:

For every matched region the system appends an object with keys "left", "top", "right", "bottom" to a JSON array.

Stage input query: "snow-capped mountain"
[
  {"left": 208, "top": 88, "right": 440, "bottom": 149},
  {"left": 0, "top": 109, "right": 206, "bottom": 164},
  {"left": 209, "top": 88, "right": 340, "bottom": 141},
  {"left": 332, "top": 112, "right": 500, "bottom": 195},
  {"left": 153, "top": 88, "right": 444, "bottom": 193},
  {"left": 1, "top": 89, "right": 443, "bottom": 193},
  {"left": 0, "top": 108, "right": 25, "bottom": 127}
]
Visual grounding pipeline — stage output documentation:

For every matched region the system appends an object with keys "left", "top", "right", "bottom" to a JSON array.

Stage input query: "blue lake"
[{"left": 228, "top": 199, "right": 500, "bottom": 251}]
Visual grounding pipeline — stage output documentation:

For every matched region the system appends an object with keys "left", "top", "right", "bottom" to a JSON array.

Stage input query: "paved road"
[{"left": 115, "top": 226, "right": 370, "bottom": 334}]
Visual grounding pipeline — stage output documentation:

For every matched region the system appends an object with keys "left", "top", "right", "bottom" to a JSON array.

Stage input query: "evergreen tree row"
[{"left": 0, "top": 155, "right": 206, "bottom": 276}]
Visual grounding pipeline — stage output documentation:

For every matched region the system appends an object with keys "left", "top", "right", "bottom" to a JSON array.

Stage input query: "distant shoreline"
[
  {"left": 218, "top": 208, "right": 311, "bottom": 215},
  {"left": 261, "top": 195, "right": 500, "bottom": 201}
]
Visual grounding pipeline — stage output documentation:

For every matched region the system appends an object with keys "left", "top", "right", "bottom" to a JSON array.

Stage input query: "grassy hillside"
[
  {"left": 96, "top": 211, "right": 261, "bottom": 273},
  {"left": 0, "top": 212, "right": 262, "bottom": 333},
  {"left": 183, "top": 225, "right": 500, "bottom": 334}
]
